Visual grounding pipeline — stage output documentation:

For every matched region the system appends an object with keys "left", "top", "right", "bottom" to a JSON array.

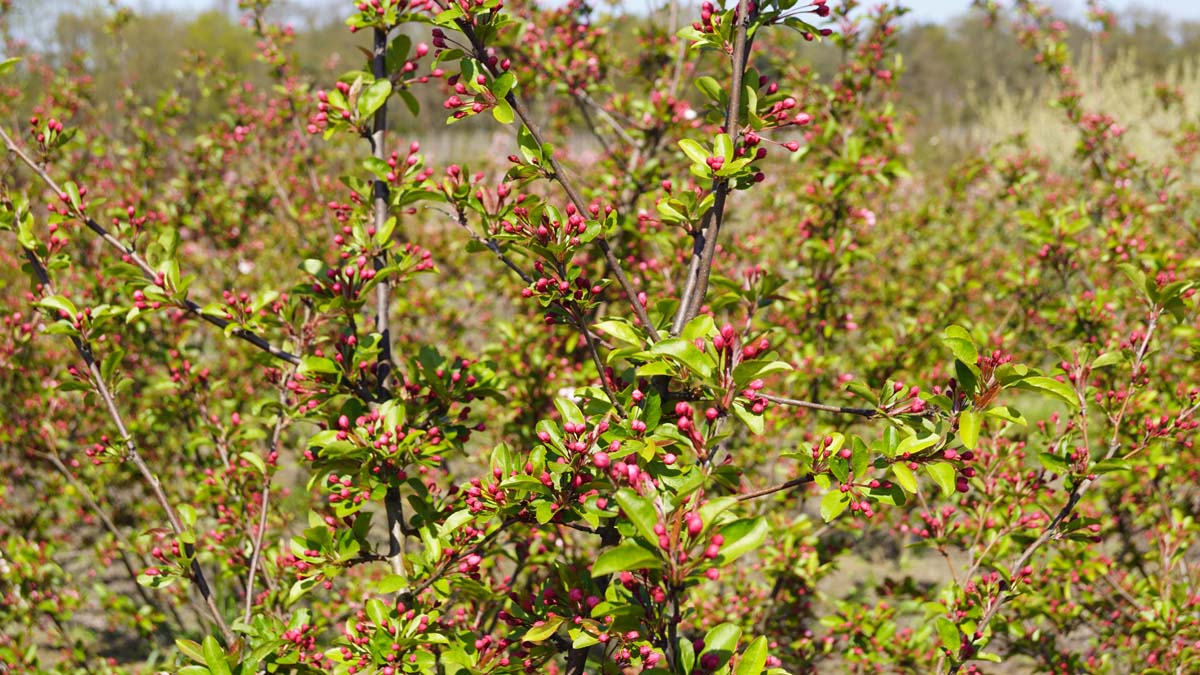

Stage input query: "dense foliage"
[{"left": 1, "top": 0, "right": 1197, "bottom": 674}]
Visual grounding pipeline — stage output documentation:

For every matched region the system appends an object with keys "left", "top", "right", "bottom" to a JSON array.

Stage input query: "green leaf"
[
  {"left": 365, "top": 598, "right": 389, "bottom": 626},
  {"left": 397, "top": 89, "right": 420, "bottom": 116},
  {"left": 239, "top": 451, "right": 266, "bottom": 475},
  {"left": 679, "top": 315, "right": 716, "bottom": 342},
  {"left": 492, "top": 72, "right": 517, "bottom": 98},
  {"left": 650, "top": 339, "right": 714, "bottom": 379},
  {"left": 850, "top": 436, "right": 870, "bottom": 479},
  {"left": 891, "top": 463, "right": 918, "bottom": 493},
  {"left": 571, "top": 629, "right": 600, "bottom": 648},
  {"left": 714, "top": 133, "right": 734, "bottom": 162},
  {"left": 819, "top": 490, "right": 849, "bottom": 522},
  {"left": 63, "top": 181, "right": 81, "bottom": 209},
  {"left": 985, "top": 406, "right": 1027, "bottom": 426},
  {"left": 657, "top": 200, "right": 686, "bottom": 223},
  {"left": 492, "top": 100, "right": 514, "bottom": 124},
  {"left": 592, "top": 541, "right": 661, "bottom": 577},
  {"left": 0, "top": 56, "right": 21, "bottom": 77},
  {"left": 615, "top": 489, "right": 659, "bottom": 544},
  {"left": 523, "top": 616, "right": 564, "bottom": 644},
  {"left": 703, "top": 622, "right": 742, "bottom": 658},
  {"left": 731, "top": 399, "right": 764, "bottom": 435},
  {"left": 716, "top": 517, "right": 768, "bottom": 562},
  {"left": 958, "top": 411, "right": 981, "bottom": 450},
  {"left": 358, "top": 78, "right": 392, "bottom": 118},
  {"left": 680, "top": 637, "right": 696, "bottom": 673},
  {"left": 177, "top": 503, "right": 197, "bottom": 531},
  {"left": 176, "top": 639, "right": 206, "bottom": 664},
  {"left": 926, "top": 462, "right": 956, "bottom": 496},
  {"left": 679, "top": 139, "right": 709, "bottom": 166},
  {"left": 1118, "top": 263, "right": 1148, "bottom": 299},
  {"left": 300, "top": 356, "right": 339, "bottom": 375},
  {"left": 535, "top": 500, "right": 554, "bottom": 524},
  {"left": 735, "top": 636, "right": 769, "bottom": 675},
  {"left": 37, "top": 295, "right": 77, "bottom": 318},
  {"left": 1038, "top": 452, "right": 1070, "bottom": 476},
  {"left": 935, "top": 617, "right": 960, "bottom": 653},
  {"left": 595, "top": 320, "right": 643, "bottom": 347},
  {"left": 1018, "top": 376, "right": 1079, "bottom": 410},
  {"left": 554, "top": 396, "right": 585, "bottom": 428},
  {"left": 374, "top": 216, "right": 397, "bottom": 247},
  {"left": 1090, "top": 351, "right": 1123, "bottom": 369},
  {"left": 895, "top": 432, "right": 939, "bottom": 457},
  {"left": 695, "top": 75, "right": 722, "bottom": 102},
  {"left": 375, "top": 574, "right": 408, "bottom": 594},
  {"left": 732, "top": 359, "right": 793, "bottom": 389},
  {"left": 845, "top": 380, "right": 878, "bottom": 405},
  {"left": 440, "top": 509, "right": 473, "bottom": 536},
  {"left": 201, "top": 636, "right": 232, "bottom": 675},
  {"left": 696, "top": 496, "right": 738, "bottom": 530},
  {"left": 942, "top": 325, "right": 977, "bottom": 365},
  {"left": 1092, "top": 458, "right": 1131, "bottom": 474}
]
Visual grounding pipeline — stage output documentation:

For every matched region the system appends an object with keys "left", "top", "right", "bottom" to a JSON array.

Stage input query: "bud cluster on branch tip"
[
  {"left": 309, "top": 46, "right": 431, "bottom": 135},
  {"left": 29, "top": 115, "right": 67, "bottom": 147},
  {"left": 347, "top": 0, "right": 440, "bottom": 32}
]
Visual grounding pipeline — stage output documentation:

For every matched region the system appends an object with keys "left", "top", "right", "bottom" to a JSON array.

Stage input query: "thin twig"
[
  {"left": 736, "top": 474, "right": 815, "bottom": 501},
  {"left": 0, "top": 125, "right": 301, "bottom": 366},
  {"left": 242, "top": 360, "right": 296, "bottom": 623},
  {"left": 448, "top": 16, "right": 661, "bottom": 342},
  {"left": 949, "top": 308, "right": 1161, "bottom": 674},
  {"left": 34, "top": 448, "right": 184, "bottom": 633},
  {"left": 571, "top": 89, "right": 636, "bottom": 148},
  {"left": 22, "top": 247, "right": 233, "bottom": 644},
  {"left": 578, "top": 308, "right": 625, "bottom": 416},
  {"left": 760, "top": 392, "right": 878, "bottom": 417},
  {"left": 446, "top": 205, "right": 533, "bottom": 283}
]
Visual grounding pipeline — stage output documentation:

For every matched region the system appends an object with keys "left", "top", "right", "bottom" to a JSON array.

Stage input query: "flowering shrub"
[{"left": 0, "top": 0, "right": 1197, "bottom": 674}]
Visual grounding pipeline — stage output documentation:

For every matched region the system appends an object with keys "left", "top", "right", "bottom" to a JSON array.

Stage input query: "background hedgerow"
[{"left": 0, "top": 0, "right": 1197, "bottom": 674}]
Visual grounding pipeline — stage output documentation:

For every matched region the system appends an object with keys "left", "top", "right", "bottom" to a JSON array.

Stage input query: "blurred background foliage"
[{"left": 7, "top": 0, "right": 1200, "bottom": 171}]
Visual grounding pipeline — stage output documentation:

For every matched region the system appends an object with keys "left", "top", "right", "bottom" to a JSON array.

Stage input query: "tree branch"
[
  {"left": 737, "top": 474, "right": 815, "bottom": 501},
  {"left": 0, "top": 125, "right": 301, "bottom": 366},
  {"left": 34, "top": 447, "right": 184, "bottom": 634},
  {"left": 450, "top": 18, "right": 661, "bottom": 343},
  {"left": 949, "top": 308, "right": 1162, "bottom": 674},
  {"left": 760, "top": 392, "right": 879, "bottom": 418},
  {"left": 671, "top": 0, "right": 754, "bottom": 335},
  {"left": 22, "top": 247, "right": 233, "bottom": 644}
]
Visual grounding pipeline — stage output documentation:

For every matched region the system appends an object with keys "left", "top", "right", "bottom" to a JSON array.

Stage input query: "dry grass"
[{"left": 962, "top": 51, "right": 1200, "bottom": 169}]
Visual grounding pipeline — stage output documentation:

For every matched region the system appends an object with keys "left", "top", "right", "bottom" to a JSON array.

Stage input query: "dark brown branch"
[
  {"left": 671, "top": 0, "right": 754, "bottom": 335},
  {"left": 737, "top": 474, "right": 815, "bottom": 501},
  {"left": 364, "top": 26, "right": 410, "bottom": 580},
  {"left": 370, "top": 25, "right": 394, "bottom": 400},
  {"left": 760, "top": 393, "right": 879, "bottom": 418}
]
